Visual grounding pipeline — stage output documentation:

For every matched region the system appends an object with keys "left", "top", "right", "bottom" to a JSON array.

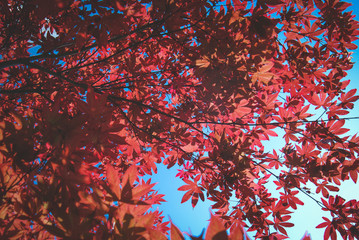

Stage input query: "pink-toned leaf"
[
  {"left": 171, "top": 222, "right": 185, "bottom": 240},
  {"left": 205, "top": 214, "right": 228, "bottom": 240},
  {"left": 122, "top": 165, "right": 138, "bottom": 186},
  {"left": 106, "top": 163, "right": 121, "bottom": 199}
]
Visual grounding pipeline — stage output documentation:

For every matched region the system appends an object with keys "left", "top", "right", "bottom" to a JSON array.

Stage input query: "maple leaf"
[
  {"left": 205, "top": 214, "right": 228, "bottom": 240},
  {"left": 171, "top": 222, "right": 185, "bottom": 240},
  {"left": 229, "top": 224, "right": 244, "bottom": 240},
  {"left": 105, "top": 163, "right": 122, "bottom": 200},
  {"left": 178, "top": 176, "right": 205, "bottom": 207},
  {"left": 0, "top": 0, "right": 359, "bottom": 239}
]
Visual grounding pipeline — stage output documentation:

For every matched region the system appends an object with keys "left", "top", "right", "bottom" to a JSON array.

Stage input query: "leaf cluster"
[{"left": 1, "top": 0, "right": 359, "bottom": 239}]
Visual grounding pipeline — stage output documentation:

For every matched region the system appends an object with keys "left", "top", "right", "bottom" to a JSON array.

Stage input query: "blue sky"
[{"left": 147, "top": 1, "right": 359, "bottom": 239}]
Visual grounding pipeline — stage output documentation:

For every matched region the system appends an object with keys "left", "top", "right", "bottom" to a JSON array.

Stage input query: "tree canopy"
[{"left": 1, "top": 0, "right": 359, "bottom": 239}]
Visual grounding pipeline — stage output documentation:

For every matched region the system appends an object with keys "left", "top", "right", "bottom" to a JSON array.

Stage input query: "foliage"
[{"left": 1, "top": 0, "right": 359, "bottom": 239}]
